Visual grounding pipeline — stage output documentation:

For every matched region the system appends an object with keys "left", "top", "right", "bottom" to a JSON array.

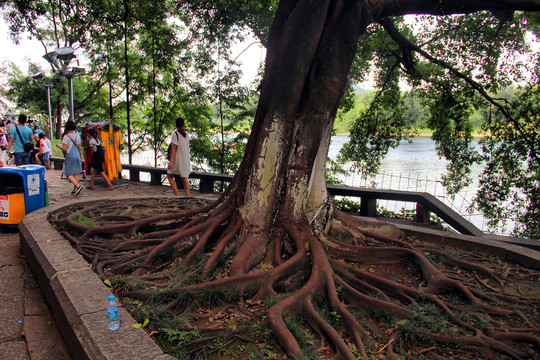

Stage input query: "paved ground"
[{"left": 0, "top": 167, "right": 189, "bottom": 360}]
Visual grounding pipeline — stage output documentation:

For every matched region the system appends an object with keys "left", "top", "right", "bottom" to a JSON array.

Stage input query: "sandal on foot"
[{"left": 74, "top": 186, "right": 83, "bottom": 196}]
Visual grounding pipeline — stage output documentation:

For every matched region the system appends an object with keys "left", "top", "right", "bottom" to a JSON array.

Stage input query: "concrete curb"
[
  {"left": 19, "top": 196, "right": 175, "bottom": 360},
  {"left": 18, "top": 197, "right": 540, "bottom": 359}
]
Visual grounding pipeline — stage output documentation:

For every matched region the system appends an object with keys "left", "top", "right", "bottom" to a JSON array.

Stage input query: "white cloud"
[{"left": 0, "top": 17, "right": 49, "bottom": 72}]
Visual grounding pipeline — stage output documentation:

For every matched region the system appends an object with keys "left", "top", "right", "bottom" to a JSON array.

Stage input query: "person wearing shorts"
[
  {"left": 86, "top": 128, "right": 114, "bottom": 191},
  {"left": 38, "top": 132, "right": 52, "bottom": 169}
]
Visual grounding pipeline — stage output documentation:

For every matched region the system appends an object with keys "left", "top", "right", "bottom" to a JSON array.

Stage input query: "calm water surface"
[
  {"left": 329, "top": 135, "right": 483, "bottom": 182},
  {"left": 328, "top": 136, "right": 499, "bottom": 233}
]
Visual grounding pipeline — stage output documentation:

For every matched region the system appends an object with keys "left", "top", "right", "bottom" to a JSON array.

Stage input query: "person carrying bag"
[
  {"left": 56, "top": 120, "right": 84, "bottom": 196},
  {"left": 6, "top": 114, "right": 34, "bottom": 166},
  {"left": 16, "top": 127, "right": 35, "bottom": 152}
]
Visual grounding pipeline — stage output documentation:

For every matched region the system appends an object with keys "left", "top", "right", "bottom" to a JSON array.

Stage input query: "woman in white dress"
[{"left": 167, "top": 117, "right": 190, "bottom": 196}]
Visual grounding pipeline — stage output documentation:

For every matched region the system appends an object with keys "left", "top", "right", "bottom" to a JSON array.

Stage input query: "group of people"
[
  {"left": 55, "top": 120, "right": 115, "bottom": 196},
  {"left": 1, "top": 113, "right": 191, "bottom": 197},
  {"left": 0, "top": 114, "right": 52, "bottom": 169},
  {"left": 59, "top": 116, "right": 190, "bottom": 197}
]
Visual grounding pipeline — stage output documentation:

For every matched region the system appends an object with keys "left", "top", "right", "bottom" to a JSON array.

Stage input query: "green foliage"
[
  {"left": 283, "top": 315, "right": 318, "bottom": 359},
  {"left": 474, "top": 85, "right": 540, "bottom": 238},
  {"left": 339, "top": 71, "right": 416, "bottom": 178},
  {"left": 334, "top": 198, "right": 362, "bottom": 213},
  {"left": 335, "top": 12, "right": 540, "bottom": 238},
  {"left": 366, "top": 308, "right": 395, "bottom": 326},
  {"left": 426, "top": 86, "right": 481, "bottom": 194},
  {"left": 201, "top": 288, "right": 228, "bottom": 307},
  {"left": 4, "top": 0, "right": 540, "bottom": 239},
  {"left": 264, "top": 295, "right": 281, "bottom": 308},
  {"left": 377, "top": 206, "right": 416, "bottom": 221},
  {"left": 73, "top": 214, "right": 98, "bottom": 226},
  {"left": 159, "top": 327, "right": 201, "bottom": 347}
]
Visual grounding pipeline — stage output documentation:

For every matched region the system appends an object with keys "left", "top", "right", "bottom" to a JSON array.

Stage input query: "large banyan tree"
[{"left": 48, "top": 0, "right": 540, "bottom": 359}]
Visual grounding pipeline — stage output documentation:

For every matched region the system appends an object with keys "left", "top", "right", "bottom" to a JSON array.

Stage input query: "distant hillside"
[{"left": 352, "top": 84, "right": 366, "bottom": 93}]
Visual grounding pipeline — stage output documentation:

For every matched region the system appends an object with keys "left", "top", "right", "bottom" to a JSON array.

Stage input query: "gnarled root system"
[{"left": 51, "top": 197, "right": 540, "bottom": 359}]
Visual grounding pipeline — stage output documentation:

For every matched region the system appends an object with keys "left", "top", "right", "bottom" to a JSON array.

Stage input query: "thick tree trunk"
[
  {"left": 227, "top": 0, "right": 540, "bottom": 275},
  {"left": 227, "top": 0, "right": 366, "bottom": 275}
]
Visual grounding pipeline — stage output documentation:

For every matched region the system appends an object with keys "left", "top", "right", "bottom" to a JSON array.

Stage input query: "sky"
[{"left": 0, "top": 19, "right": 50, "bottom": 71}]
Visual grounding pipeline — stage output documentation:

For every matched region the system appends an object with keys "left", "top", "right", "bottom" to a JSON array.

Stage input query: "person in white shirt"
[
  {"left": 167, "top": 117, "right": 190, "bottom": 196},
  {"left": 37, "top": 132, "right": 52, "bottom": 169}
]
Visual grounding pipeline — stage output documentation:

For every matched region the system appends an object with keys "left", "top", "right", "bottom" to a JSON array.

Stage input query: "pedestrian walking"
[
  {"left": 0, "top": 127, "right": 7, "bottom": 167},
  {"left": 7, "top": 114, "right": 34, "bottom": 166},
  {"left": 37, "top": 132, "right": 52, "bottom": 169},
  {"left": 56, "top": 120, "right": 83, "bottom": 196},
  {"left": 85, "top": 128, "right": 114, "bottom": 191},
  {"left": 167, "top": 117, "right": 190, "bottom": 196}
]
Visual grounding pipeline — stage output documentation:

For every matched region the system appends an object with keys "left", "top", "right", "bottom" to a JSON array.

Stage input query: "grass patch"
[{"left": 73, "top": 214, "right": 98, "bottom": 227}]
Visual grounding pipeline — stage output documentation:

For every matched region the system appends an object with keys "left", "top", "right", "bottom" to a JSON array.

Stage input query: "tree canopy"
[{"left": 3, "top": 1, "right": 540, "bottom": 358}]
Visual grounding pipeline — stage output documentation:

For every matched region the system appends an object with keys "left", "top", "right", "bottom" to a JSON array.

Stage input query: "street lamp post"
[
  {"left": 57, "top": 69, "right": 76, "bottom": 122},
  {"left": 42, "top": 47, "right": 84, "bottom": 126},
  {"left": 44, "top": 83, "right": 53, "bottom": 134},
  {"left": 32, "top": 72, "right": 54, "bottom": 135}
]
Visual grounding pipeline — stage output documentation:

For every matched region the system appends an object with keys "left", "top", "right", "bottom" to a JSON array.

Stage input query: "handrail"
[
  {"left": 50, "top": 158, "right": 481, "bottom": 236},
  {"left": 326, "top": 184, "right": 483, "bottom": 236}
]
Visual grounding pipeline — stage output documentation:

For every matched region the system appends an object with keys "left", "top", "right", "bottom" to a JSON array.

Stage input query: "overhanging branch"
[{"left": 379, "top": 17, "right": 540, "bottom": 163}]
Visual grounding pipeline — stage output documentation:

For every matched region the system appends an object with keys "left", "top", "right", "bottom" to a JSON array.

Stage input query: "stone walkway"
[
  {"left": 0, "top": 232, "right": 71, "bottom": 360},
  {"left": 0, "top": 167, "right": 197, "bottom": 360}
]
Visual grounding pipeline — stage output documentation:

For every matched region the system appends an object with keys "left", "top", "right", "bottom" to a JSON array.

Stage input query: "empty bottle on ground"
[{"left": 107, "top": 295, "right": 120, "bottom": 330}]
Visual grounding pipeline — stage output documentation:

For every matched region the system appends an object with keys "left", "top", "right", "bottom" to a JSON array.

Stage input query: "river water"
[
  {"left": 328, "top": 135, "right": 496, "bottom": 233},
  {"left": 124, "top": 135, "right": 504, "bottom": 234}
]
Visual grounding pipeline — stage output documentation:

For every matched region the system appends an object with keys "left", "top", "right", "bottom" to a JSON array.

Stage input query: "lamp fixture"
[
  {"left": 32, "top": 72, "right": 44, "bottom": 81},
  {"left": 56, "top": 47, "right": 76, "bottom": 64},
  {"left": 43, "top": 51, "right": 60, "bottom": 70}
]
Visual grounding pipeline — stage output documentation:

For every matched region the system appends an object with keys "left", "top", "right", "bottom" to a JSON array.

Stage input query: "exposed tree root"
[{"left": 51, "top": 198, "right": 540, "bottom": 360}]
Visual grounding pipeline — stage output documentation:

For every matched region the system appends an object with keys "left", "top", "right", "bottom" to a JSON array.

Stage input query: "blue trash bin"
[{"left": 0, "top": 165, "right": 46, "bottom": 218}]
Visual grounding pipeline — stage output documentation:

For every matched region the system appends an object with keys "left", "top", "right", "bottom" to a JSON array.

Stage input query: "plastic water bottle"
[{"left": 107, "top": 295, "right": 120, "bottom": 330}]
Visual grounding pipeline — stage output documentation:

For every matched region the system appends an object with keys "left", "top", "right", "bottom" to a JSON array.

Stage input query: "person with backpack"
[
  {"left": 7, "top": 114, "right": 34, "bottom": 166},
  {"left": 167, "top": 117, "right": 190, "bottom": 196},
  {"left": 85, "top": 128, "right": 114, "bottom": 191}
]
